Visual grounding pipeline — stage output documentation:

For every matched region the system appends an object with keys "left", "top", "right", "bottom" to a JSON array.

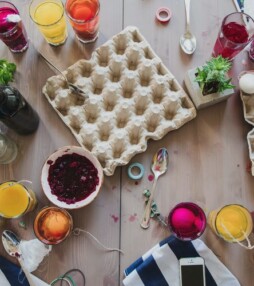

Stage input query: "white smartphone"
[{"left": 179, "top": 257, "right": 206, "bottom": 286}]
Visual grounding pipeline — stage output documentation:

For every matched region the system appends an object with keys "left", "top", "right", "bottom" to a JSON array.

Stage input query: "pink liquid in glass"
[
  {"left": 168, "top": 202, "right": 206, "bottom": 241},
  {"left": 0, "top": 6, "right": 28, "bottom": 52},
  {"left": 213, "top": 21, "right": 249, "bottom": 60}
]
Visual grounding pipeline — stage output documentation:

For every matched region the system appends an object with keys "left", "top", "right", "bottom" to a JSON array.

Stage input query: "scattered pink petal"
[
  {"left": 148, "top": 174, "right": 154, "bottom": 181},
  {"left": 112, "top": 185, "right": 117, "bottom": 191},
  {"left": 126, "top": 188, "right": 132, "bottom": 192},
  {"left": 110, "top": 214, "right": 119, "bottom": 223}
]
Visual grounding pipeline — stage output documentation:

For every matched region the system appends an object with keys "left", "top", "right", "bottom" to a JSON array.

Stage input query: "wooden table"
[{"left": 1, "top": 0, "right": 254, "bottom": 285}]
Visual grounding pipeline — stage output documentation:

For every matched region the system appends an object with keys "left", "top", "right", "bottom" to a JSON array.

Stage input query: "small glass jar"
[{"left": 0, "top": 134, "right": 18, "bottom": 164}]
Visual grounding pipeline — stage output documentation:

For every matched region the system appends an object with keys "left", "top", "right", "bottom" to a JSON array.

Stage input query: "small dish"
[{"left": 41, "top": 146, "right": 103, "bottom": 209}]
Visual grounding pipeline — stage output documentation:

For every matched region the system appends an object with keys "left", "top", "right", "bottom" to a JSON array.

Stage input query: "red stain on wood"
[
  {"left": 129, "top": 213, "right": 137, "bottom": 222},
  {"left": 110, "top": 214, "right": 119, "bottom": 223},
  {"left": 246, "top": 161, "right": 252, "bottom": 173},
  {"left": 148, "top": 174, "right": 154, "bottom": 181}
]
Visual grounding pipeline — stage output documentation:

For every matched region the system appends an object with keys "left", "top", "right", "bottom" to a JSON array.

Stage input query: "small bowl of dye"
[
  {"left": 34, "top": 206, "right": 73, "bottom": 245},
  {"left": 168, "top": 202, "right": 207, "bottom": 241},
  {"left": 41, "top": 146, "right": 104, "bottom": 209}
]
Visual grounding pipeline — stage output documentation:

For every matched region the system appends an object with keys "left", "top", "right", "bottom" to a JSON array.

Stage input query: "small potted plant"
[{"left": 184, "top": 56, "right": 235, "bottom": 110}]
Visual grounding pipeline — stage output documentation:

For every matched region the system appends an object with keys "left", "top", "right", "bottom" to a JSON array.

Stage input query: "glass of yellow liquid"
[
  {"left": 29, "top": 0, "right": 68, "bottom": 46},
  {"left": 208, "top": 204, "right": 254, "bottom": 249},
  {"left": 0, "top": 180, "right": 37, "bottom": 218}
]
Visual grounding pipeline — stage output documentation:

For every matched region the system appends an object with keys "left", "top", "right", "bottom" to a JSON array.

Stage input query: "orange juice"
[
  {"left": 208, "top": 204, "right": 253, "bottom": 242},
  {"left": 0, "top": 181, "right": 37, "bottom": 218},
  {"left": 30, "top": 0, "right": 67, "bottom": 45}
]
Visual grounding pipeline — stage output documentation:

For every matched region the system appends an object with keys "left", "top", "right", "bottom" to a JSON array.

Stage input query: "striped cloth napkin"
[{"left": 123, "top": 236, "right": 240, "bottom": 286}]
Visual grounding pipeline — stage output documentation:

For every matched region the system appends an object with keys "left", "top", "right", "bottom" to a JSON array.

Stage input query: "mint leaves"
[{"left": 0, "top": 59, "right": 16, "bottom": 85}]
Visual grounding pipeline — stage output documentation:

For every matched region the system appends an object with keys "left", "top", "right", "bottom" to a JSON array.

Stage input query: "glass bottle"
[{"left": 0, "top": 86, "right": 39, "bottom": 135}]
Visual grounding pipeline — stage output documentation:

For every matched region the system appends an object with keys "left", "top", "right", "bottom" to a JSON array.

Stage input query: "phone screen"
[{"left": 181, "top": 264, "right": 205, "bottom": 286}]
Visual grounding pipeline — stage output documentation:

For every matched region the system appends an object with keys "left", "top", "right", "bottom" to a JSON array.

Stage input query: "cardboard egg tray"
[
  {"left": 240, "top": 81, "right": 254, "bottom": 176},
  {"left": 43, "top": 26, "right": 197, "bottom": 176}
]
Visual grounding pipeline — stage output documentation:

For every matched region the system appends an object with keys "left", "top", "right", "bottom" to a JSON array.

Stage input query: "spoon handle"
[
  {"left": 18, "top": 258, "right": 37, "bottom": 286},
  {"left": 140, "top": 177, "right": 158, "bottom": 229},
  {"left": 185, "top": 0, "right": 191, "bottom": 31}
]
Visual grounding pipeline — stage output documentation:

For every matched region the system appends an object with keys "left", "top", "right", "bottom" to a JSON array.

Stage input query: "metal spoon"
[
  {"left": 180, "top": 0, "right": 197, "bottom": 55},
  {"left": 39, "top": 52, "right": 88, "bottom": 99},
  {"left": 2, "top": 230, "right": 36, "bottom": 286},
  {"left": 140, "top": 148, "right": 169, "bottom": 229}
]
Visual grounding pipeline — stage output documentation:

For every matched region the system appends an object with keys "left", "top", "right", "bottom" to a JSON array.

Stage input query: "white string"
[
  {"left": 220, "top": 222, "right": 254, "bottom": 250},
  {"left": 73, "top": 228, "right": 124, "bottom": 254}
]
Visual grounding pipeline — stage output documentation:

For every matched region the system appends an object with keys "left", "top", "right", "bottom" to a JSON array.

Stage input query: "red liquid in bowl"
[
  {"left": 168, "top": 202, "right": 206, "bottom": 241},
  {"left": 0, "top": 7, "right": 28, "bottom": 52},
  {"left": 47, "top": 153, "right": 99, "bottom": 204},
  {"left": 213, "top": 21, "right": 249, "bottom": 60}
]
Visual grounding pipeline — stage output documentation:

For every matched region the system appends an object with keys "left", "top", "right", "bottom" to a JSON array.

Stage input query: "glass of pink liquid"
[
  {"left": 168, "top": 202, "right": 207, "bottom": 241},
  {"left": 212, "top": 12, "right": 254, "bottom": 60},
  {"left": 0, "top": 1, "right": 28, "bottom": 53}
]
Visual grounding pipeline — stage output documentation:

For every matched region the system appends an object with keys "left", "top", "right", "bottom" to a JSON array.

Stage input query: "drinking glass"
[
  {"left": 29, "top": 0, "right": 68, "bottom": 46},
  {"left": 34, "top": 206, "right": 73, "bottom": 245},
  {"left": 168, "top": 202, "right": 207, "bottom": 241},
  {"left": 0, "top": 1, "right": 28, "bottom": 52},
  {"left": 0, "top": 180, "right": 37, "bottom": 218},
  {"left": 212, "top": 12, "right": 254, "bottom": 60},
  {"left": 65, "top": 0, "right": 100, "bottom": 43},
  {"left": 208, "top": 204, "right": 253, "bottom": 244},
  {"left": 0, "top": 134, "right": 18, "bottom": 164}
]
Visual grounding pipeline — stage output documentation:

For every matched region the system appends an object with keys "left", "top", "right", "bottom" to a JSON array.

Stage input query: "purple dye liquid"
[
  {"left": 0, "top": 7, "right": 28, "bottom": 52},
  {"left": 168, "top": 202, "right": 206, "bottom": 241}
]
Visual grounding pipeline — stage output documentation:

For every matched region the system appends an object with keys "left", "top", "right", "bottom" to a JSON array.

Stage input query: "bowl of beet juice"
[{"left": 41, "top": 146, "right": 103, "bottom": 209}]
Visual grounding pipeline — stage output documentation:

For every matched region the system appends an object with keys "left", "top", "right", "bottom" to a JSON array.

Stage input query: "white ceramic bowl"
[{"left": 41, "top": 146, "right": 103, "bottom": 209}]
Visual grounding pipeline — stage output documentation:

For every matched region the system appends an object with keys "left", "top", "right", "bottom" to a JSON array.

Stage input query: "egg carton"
[
  {"left": 42, "top": 26, "right": 196, "bottom": 176},
  {"left": 240, "top": 71, "right": 254, "bottom": 175}
]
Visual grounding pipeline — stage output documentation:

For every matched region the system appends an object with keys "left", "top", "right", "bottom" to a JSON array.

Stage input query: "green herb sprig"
[
  {"left": 195, "top": 56, "right": 235, "bottom": 95},
  {"left": 0, "top": 59, "right": 16, "bottom": 85}
]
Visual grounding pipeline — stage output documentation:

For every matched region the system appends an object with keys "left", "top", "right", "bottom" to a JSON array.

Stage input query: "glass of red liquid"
[
  {"left": 0, "top": 1, "right": 28, "bottom": 53},
  {"left": 212, "top": 12, "right": 254, "bottom": 60},
  {"left": 168, "top": 202, "right": 207, "bottom": 241},
  {"left": 65, "top": 0, "right": 100, "bottom": 44}
]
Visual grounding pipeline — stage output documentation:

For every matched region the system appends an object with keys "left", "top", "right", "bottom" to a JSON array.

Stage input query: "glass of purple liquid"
[
  {"left": 168, "top": 202, "right": 207, "bottom": 241},
  {"left": 0, "top": 1, "right": 28, "bottom": 53}
]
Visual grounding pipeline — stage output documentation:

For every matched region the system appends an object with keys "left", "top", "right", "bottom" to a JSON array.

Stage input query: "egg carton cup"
[{"left": 43, "top": 26, "right": 196, "bottom": 176}]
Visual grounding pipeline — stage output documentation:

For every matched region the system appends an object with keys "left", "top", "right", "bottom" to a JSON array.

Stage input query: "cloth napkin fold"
[
  {"left": 123, "top": 236, "right": 240, "bottom": 286},
  {"left": 0, "top": 256, "right": 50, "bottom": 286}
]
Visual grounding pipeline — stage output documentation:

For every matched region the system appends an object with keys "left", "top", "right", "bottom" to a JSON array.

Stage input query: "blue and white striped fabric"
[{"left": 123, "top": 236, "right": 240, "bottom": 286}]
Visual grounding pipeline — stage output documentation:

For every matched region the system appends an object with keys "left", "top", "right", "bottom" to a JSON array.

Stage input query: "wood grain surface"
[{"left": 0, "top": 0, "right": 254, "bottom": 285}]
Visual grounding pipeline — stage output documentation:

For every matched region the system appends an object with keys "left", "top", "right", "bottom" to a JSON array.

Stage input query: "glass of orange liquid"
[
  {"left": 29, "top": 0, "right": 68, "bottom": 46},
  {"left": 65, "top": 0, "right": 100, "bottom": 43},
  {"left": 0, "top": 180, "right": 37, "bottom": 218},
  {"left": 208, "top": 204, "right": 254, "bottom": 249},
  {"left": 34, "top": 206, "right": 73, "bottom": 245}
]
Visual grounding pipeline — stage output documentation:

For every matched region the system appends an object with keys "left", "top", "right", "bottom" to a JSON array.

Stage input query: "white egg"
[{"left": 239, "top": 73, "right": 254, "bottom": 94}]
